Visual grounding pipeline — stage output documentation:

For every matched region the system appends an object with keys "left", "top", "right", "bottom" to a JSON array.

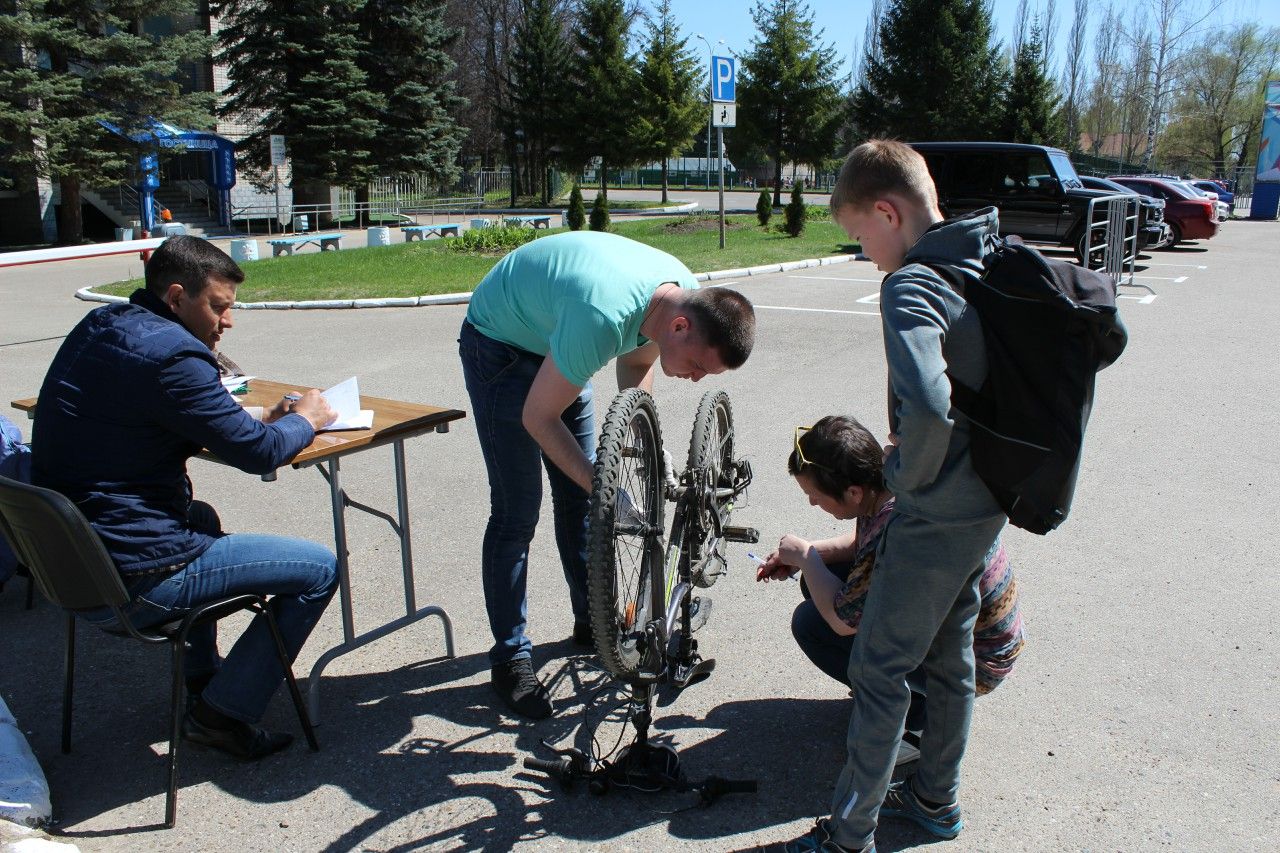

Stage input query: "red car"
[{"left": 1108, "top": 176, "right": 1220, "bottom": 247}]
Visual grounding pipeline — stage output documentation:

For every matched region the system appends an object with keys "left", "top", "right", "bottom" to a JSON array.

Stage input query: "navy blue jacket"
[{"left": 32, "top": 289, "right": 315, "bottom": 575}]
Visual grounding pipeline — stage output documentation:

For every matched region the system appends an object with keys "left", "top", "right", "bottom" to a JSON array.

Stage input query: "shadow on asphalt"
[{"left": 1, "top": 583, "right": 940, "bottom": 851}]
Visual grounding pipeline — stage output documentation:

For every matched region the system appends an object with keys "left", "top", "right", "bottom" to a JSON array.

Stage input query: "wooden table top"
[{"left": 11, "top": 378, "right": 467, "bottom": 468}]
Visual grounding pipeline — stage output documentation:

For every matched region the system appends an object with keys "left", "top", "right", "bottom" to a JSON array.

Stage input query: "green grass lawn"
[{"left": 96, "top": 215, "right": 859, "bottom": 302}]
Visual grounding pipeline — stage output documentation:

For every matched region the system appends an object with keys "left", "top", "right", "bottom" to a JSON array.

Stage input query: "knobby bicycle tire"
[
  {"left": 586, "top": 389, "right": 666, "bottom": 680},
  {"left": 686, "top": 390, "right": 735, "bottom": 588}
]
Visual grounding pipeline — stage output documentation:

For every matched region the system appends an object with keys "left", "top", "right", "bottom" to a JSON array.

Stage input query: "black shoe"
[
  {"left": 181, "top": 713, "right": 293, "bottom": 760},
  {"left": 572, "top": 621, "right": 593, "bottom": 648},
  {"left": 491, "top": 658, "right": 553, "bottom": 719}
]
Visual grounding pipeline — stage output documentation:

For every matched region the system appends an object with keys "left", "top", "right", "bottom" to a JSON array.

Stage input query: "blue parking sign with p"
[{"left": 712, "top": 55, "right": 735, "bottom": 102}]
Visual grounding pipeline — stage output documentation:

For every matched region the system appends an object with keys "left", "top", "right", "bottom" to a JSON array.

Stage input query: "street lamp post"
[{"left": 694, "top": 34, "right": 720, "bottom": 192}]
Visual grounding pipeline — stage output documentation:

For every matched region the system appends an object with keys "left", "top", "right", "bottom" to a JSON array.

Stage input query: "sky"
[{"left": 645, "top": 0, "right": 1280, "bottom": 83}]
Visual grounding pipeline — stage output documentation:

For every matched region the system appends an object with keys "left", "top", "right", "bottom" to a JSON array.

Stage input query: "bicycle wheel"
[
  {"left": 686, "top": 390, "right": 736, "bottom": 588},
  {"left": 587, "top": 388, "right": 666, "bottom": 680}
]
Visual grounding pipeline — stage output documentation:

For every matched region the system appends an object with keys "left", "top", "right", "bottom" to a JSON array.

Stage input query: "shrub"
[
  {"left": 783, "top": 182, "right": 806, "bottom": 237},
  {"left": 589, "top": 192, "right": 611, "bottom": 232},
  {"left": 804, "top": 203, "right": 831, "bottom": 221},
  {"left": 567, "top": 184, "right": 586, "bottom": 231},
  {"left": 448, "top": 225, "right": 539, "bottom": 254},
  {"left": 756, "top": 189, "right": 773, "bottom": 226}
]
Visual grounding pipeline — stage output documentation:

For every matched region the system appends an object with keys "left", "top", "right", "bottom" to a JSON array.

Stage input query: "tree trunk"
[
  {"left": 355, "top": 184, "right": 370, "bottom": 228},
  {"left": 57, "top": 175, "right": 83, "bottom": 245},
  {"left": 600, "top": 157, "right": 608, "bottom": 203},
  {"left": 661, "top": 157, "right": 669, "bottom": 204}
]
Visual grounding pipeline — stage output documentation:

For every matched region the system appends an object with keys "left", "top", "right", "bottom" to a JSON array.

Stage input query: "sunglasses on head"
[{"left": 793, "top": 425, "right": 834, "bottom": 472}]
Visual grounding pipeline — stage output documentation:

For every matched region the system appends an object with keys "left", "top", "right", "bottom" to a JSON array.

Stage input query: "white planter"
[{"left": 230, "top": 239, "right": 259, "bottom": 262}]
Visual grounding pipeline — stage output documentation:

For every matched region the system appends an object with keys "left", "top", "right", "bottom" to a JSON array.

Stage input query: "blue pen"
[
  {"left": 283, "top": 393, "right": 302, "bottom": 402},
  {"left": 748, "top": 550, "right": 798, "bottom": 580}
]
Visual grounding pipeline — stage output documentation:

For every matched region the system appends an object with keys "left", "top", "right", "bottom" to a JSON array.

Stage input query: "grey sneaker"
[
  {"left": 491, "top": 658, "right": 552, "bottom": 719},
  {"left": 880, "top": 777, "right": 963, "bottom": 839},
  {"left": 779, "top": 818, "right": 874, "bottom": 852}
]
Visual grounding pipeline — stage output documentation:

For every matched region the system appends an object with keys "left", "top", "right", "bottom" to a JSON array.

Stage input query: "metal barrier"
[{"left": 1082, "top": 193, "right": 1148, "bottom": 294}]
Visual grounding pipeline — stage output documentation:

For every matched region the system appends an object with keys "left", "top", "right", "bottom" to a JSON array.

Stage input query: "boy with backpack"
[{"left": 780, "top": 140, "right": 1010, "bottom": 852}]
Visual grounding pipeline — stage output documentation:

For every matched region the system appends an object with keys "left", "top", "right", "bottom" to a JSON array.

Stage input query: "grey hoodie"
[{"left": 880, "top": 207, "right": 1004, "bottom": 524}]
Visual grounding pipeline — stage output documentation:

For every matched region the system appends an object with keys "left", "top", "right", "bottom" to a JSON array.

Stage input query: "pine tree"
[
  {"left": 738, "top": 0, "right": 847, "bottom": 206},
  {"left": 0, "top": 0, "right": 213, "bottom": 243},
  {"left": 358, "top": 0, "right": 467, "bottom": 183},
  {"left": 589, "top": 190, "right": 610, "bottom": 231},
  {"left": 510, "top": 0, "right": 573, "bottom": 206},
  {"left": 756, "top": 187, "right": 773, "bottom": 225},
  {"left": 851, "top": 0, "right": 1007, "bottom": 142},
  {"left": 1002, "top": 24, "right": 1064, "bottom": 145},
  {"left": 633, "top": 0, "right": 704, "bottom": 204},
  {"left": 563, "top": 0, "right": 642, "bottom": 203},
  {"left": 783, "top": 181, "right": 805, "bottom": 236},
  {"left": 567, "top": 183, "right": 586, "bottom": 229},
  {"left": 215, "top": 0, "right": 380, "bottom": 212}
]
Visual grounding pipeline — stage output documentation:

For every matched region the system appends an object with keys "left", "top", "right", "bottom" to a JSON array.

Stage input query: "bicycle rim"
[{"left": 586, "top": 389, "right": 665, "bottom": 680}]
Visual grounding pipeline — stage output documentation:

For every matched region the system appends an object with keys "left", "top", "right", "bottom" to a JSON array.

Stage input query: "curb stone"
[
  {"left": 0, "top": 697, "right": 50, "bottom": 830},
  {"left": 74, "top": 252, "right": 865, "bottom": 310}
]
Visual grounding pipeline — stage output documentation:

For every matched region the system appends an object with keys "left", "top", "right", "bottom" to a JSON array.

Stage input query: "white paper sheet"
[{"left": 319, "top": 376, "right": 374, "bottom": 431}]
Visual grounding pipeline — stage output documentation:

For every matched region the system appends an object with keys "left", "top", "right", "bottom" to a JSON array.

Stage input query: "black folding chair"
[{"left": 0, "top": 474, "right": 319, "bottom": 828}]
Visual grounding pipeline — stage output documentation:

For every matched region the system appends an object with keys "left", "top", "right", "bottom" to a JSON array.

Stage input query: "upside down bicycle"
[{"left": 524, "top": 388, "right": 758, "bottom": 798}]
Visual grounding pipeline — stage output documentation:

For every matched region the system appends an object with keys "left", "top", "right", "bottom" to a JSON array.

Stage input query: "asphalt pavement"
[{"left": 0, "top": 210, "right": 1277, "bottom": 852}]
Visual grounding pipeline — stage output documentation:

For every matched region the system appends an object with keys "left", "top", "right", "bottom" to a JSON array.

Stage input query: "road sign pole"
[{"left": 718, "top": 127, "right": 725, "bottom": 249}]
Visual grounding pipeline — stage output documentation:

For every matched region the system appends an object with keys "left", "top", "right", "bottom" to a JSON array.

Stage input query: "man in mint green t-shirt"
[{"left": 459, "top": 230, "right": 755, "bottom": 719}]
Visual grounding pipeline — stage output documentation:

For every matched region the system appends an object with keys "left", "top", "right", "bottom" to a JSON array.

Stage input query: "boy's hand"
[{"left": 755, "top": 549, "right": 798, "bottom": 582}]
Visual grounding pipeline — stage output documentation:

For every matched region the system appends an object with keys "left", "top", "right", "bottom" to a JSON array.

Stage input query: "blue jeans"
[
  {"left": 88, "top": 532, "right": 338, "bottom": 724},
  {"left": 458, "top": 320, "right": 594, "bottom": 666}
]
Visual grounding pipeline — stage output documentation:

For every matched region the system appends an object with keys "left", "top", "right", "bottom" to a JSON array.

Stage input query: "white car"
[{"left": 1178, "top": 182, "right": 1230, "bottom": 221}]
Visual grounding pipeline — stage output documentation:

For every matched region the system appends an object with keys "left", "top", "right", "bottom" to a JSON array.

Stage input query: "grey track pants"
[{"left": 828, "top": 510, "right": 1005, "bottom": 848}]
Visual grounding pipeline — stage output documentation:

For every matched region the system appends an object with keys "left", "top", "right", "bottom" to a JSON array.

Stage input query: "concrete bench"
[
  {"left": 401, "top": 223, "right": 461, "bottom": 242},
  {"left": 266, "top": 233, "right": 343, "bottom": 256},
  {"left": 503, "top": 215, "right": 553, "bottom": 229}
]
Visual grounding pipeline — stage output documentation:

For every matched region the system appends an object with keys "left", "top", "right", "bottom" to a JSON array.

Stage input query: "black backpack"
[{"left": 925, "top": 238, "right": 1128, "bottom": 535}]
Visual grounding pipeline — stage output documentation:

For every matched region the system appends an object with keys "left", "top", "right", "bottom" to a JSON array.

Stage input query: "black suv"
[{"left": 909, "top": 142, "right": 1131, "bottom": 264}]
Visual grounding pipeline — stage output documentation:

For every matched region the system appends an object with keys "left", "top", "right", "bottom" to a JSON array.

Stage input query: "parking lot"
[{"left": 1, "top": 219, "right": 1277, "bottom": 852}]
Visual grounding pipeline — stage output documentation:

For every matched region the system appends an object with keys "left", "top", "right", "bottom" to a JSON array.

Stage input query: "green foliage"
[
  {"left": 783, "top": 182, "right": 806, "bottom": 237},
  {"left": 756, "top": 189, "right": 774, "bottom": 225},
  {"left": 511, "top": 0, "right": 574, "bottom": 205},
  {"left": 738, "top": 0, "right": 848, "bottom": 205},
  {"left": 214, "top": 0, "right": 464, "bottom": 191},
  {"left": 589, "top": 192, "right": 611, "bottom": 231},
  {"left": 563, "top": 0, "right": 643, "bottom": 201},
  {"left": 358, "top": 0, "right": 467, "bottom": 184},
  {"left": 0, "top": 0, "right": 215, "bottom": 242},
  {"left": 567, "top": 184, "right": 586, "bottom": 230},
  {"left": 633, "top": 0, "right": 705, "bottom": 203},
  {"left": 852, "top": 0, "right": 1007, "bottom": 141},
  {"left": 804, "top": 203, "right": 831, "bottom": 220},
  {"left": 1002, "top": 25, "right": 1064, "bottom": 146},
  {"left": 448, "top": 225, "right": 540, "bottom": 254}
]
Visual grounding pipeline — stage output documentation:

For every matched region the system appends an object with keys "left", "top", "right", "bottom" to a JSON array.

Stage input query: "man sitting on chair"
[{"left": 31, "top": 235, "right": 340, "bottom": 760}]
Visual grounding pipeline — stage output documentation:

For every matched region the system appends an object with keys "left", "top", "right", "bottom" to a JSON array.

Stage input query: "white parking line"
[
  {"left": 856, "top": 293, "right": 880, "bottom": 305},
  {"left": 1118, "top": 294, "right": 1158, "bottom": 304},
  {"left": 754, "top": 304, "right": 881, "bottom": 317},
  {"left": 1130, "top": 275, "right": 1187, "bottom": 282},
  {"left": 786, "top": 275, "right": 885, "bottom": 283},
  {"left": 1139, "top": 262, "right": 1208, "bottom": 269}
]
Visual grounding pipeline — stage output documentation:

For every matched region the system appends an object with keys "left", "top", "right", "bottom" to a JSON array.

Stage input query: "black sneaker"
[
  {"left": 572, "top": 621, "right": 593, "bottom": 647},
  {"left": 491, "top": 658, "right": 553, "bottom": 719},
  {"left": 880, "top": 777, "right": 963, "bottom": 839},
  {"left": 180, "top": 713, "right": 293, "bottom": 761}
]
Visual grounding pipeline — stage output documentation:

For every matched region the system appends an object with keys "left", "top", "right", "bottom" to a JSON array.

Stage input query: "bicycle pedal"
[
  {"left": 689, "top": 595, "right": 712, "bottom": 632},
  {"left": 722, "top": 525, "right": 759, "bottom": 544},
  {"left": 673, "top": 657, "right": 716, "bottom": 690}
]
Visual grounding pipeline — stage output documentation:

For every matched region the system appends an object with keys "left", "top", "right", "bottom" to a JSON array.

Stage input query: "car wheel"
[
  {"left": 1075, "top": 230, "right": 1104, "bottom": 269},
  {"left": 1165, "top": 222, "right": 1182, "bottom": 248}
]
